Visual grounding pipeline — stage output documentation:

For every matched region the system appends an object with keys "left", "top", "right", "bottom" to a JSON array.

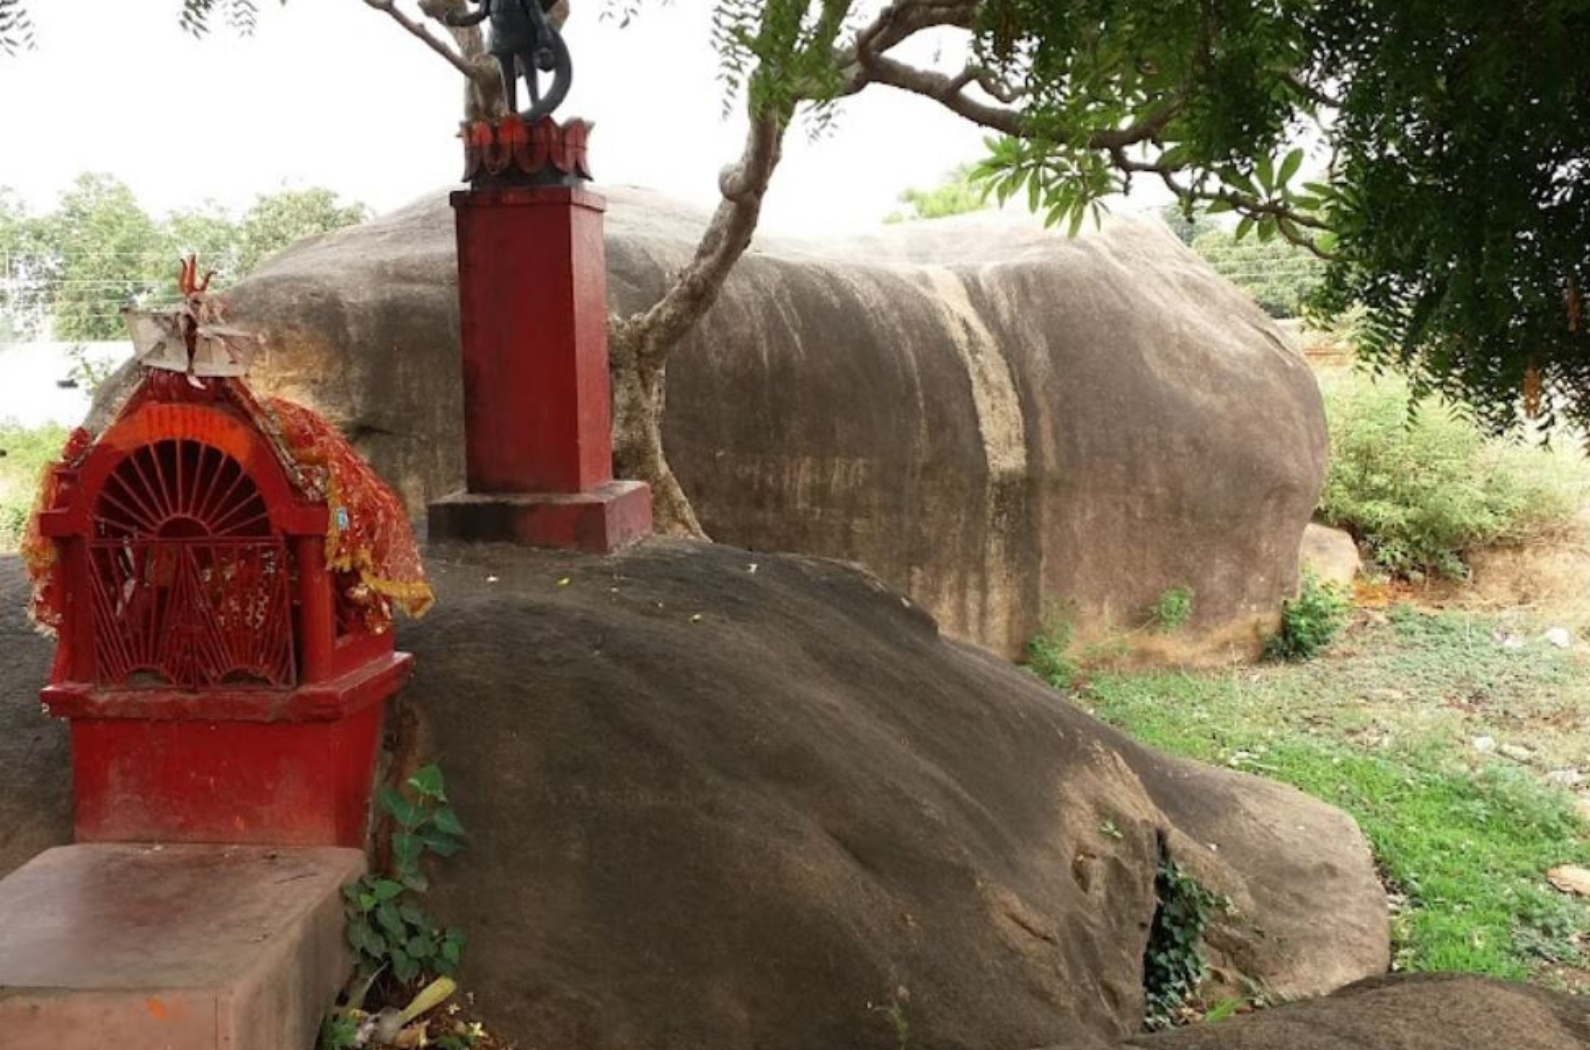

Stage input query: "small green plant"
[
  {"left": 1026, "top": 607, "right": 1076, "bottom": 684},
  {"left": 1150, "top": 587, "right": 1195, "bottom": 632},
  {"left": 1264, "top": 572, "right": 1349, "bottom": 662},
  {"left": 344, "top": 764, "right": 467, "bottom": 987},
  {"left": 1142, "top": 850, "right": 1230, "bottom": 1031},
  {"left": 868, "top": 986, "right": 911, "bottom": 1050}
]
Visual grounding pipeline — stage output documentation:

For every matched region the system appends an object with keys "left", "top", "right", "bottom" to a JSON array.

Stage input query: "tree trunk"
[
  {"left": 445, "top": 22, "right": 504, "bottom": 120},
  {"left": 609, "top": 326, "right": 703, "bottom": 537}
]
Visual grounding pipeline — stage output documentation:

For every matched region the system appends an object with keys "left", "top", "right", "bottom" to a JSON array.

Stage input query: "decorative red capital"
[{"left": 461, "top": 115, "right": 593, "bottom": 186}]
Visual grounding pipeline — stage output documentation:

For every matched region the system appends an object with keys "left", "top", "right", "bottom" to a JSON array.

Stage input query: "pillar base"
[
  {"left": 428, "top": 480, "right": 653, "bottom": 554},
  {"left": 0, "top": 844, "right": 362, "bottom": 1050}
]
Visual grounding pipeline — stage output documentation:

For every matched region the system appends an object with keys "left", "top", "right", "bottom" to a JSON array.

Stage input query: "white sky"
[{"left": 0, "top": 1, "right": 1020, "bottom": 234}]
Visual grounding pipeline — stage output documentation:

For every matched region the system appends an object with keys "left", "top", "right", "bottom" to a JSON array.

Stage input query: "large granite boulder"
[
  {"left": 0, "top": 544, "right": 1385, "bottom": 1050},
  {"left": 219, "top": 188, "right": 1328, "bottom": 660}
]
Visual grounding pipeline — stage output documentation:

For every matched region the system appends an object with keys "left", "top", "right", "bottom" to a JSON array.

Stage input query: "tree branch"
[
  {"left": 1110, "top": 146, "right": 1333, "bottom": 257},
  {"left": 858, "top": 53, "right": 1026, "bottom": 133},
  {"left": 361, "top": 0, "right": 487, "bottom": 84},
  {"left": 612, "top": 109, "right": 788, "bottom": 366}
]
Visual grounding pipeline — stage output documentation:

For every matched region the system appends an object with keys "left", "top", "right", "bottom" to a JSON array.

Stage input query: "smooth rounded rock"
[{"left": 219, "top": 189, "right": 1329, "bottom": 660}]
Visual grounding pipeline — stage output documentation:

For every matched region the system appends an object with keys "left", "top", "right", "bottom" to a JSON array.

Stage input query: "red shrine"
[{"left": 22, "top": 264, "right": 432, "bottom": 847}]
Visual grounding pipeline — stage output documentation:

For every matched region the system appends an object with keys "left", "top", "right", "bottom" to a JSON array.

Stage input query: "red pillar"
[{"left": 428, "top": 117, "right": 652, "bottom": 553}]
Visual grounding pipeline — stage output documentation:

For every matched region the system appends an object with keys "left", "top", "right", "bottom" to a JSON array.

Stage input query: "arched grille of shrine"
[{"left": 87, "top": 437, "right": 296, "bottom": 691}]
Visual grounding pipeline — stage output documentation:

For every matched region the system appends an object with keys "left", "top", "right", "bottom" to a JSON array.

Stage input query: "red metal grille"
[
  {"left": 88, "top": 438, "right": 295, "bottom": 690},
  {"left": 88, "top": 539, "right": 296, "bottom": 689},
  {"left": 94, "top": 438, "right": 273, "bottom": 541}
]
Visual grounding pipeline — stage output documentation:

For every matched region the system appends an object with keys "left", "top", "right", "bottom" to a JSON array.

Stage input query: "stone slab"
[{"left": 0, "top": 843, "right": 364, "bottom": 1050}]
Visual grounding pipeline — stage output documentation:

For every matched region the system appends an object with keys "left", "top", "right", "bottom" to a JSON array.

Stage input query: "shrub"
[
  {"left": 1265, "top": 571, "right": 1349, "bottom": 661},
  {"left": 1150, "top": 587, "right": 1194, "bottom": 631},
  {"left": 1026, "top": 609, "right": 1076, "bottom": 685},
  {"left": 0, "top": 423, "right": 69, "bottom": 552},
  {"left": 1319, "top": 372, "right": 1589, "bottom": 578}
]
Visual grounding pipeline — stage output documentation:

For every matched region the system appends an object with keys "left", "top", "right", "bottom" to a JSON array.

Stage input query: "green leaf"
[
  {"left": 1256, "top": 153, "right": 1275, "bottom": 192},
  {"left": 401, "top": 871, "right": 431, "bottom": 894},
  {"left": 394, "top": 832, "right": 425, "bottom": 872},
  {"left": 1233, "top": 215, "right": 1255, "bottom": 241},
  {"left": 1278, "top": 147, "right": 1305, "bottom": 187},
  {"left": 1066, "top": 203, "right": 1087, "bottom": 238},
  {"left": 379, "top": 786, "right": 422, "bottom": 829},
  {"left": 1219, "top": 166, "right": 1259, "bottom": 197},
  {"left": 420, "top": 827, "right": 462, "bottom": 858},
  {"left": 407, "top": 764, "right": 446, "bottom": 801},
  {"left": 1205, "top": 198, "right": 1236, "bottom": 215},
  {"left": 432, "top": 807, "right": 465, "bottom": 837},
  {"left": 391, "top": 947, "right": 419, "bottom": 984},
  {"left": 376, "top": 901, "right": 407, "bottom": 938},
  {"left": 407, "top": 935, "right": 436, "bottom": 959},
  {"left": 371, "top": 879, "right": 405, "bottom": 902},
  {"left": 1256, "top": 215, "right": 1278, "bottom": 242}
]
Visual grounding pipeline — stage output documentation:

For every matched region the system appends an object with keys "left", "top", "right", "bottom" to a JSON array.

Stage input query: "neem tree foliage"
[
  {"left": 9, "top": 0, "right": 1585, "bottom": 441},
  {"left": 970, "top": 0, "right": 1590, "bottom": 433}
]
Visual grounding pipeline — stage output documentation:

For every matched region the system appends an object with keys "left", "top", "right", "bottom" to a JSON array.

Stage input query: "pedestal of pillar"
[
  {"left": 428, "top": 117, "right": 653, "bottom": 554},
  {"left": 429, "top": 480, "right": 652, "bottom": 553}
]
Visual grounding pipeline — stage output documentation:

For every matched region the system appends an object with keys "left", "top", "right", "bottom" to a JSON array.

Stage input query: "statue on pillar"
[{"left": 440, "top": 0, "right": 573, "bottom": 123}]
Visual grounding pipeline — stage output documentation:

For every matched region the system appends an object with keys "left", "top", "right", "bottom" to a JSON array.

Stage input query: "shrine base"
[
  {"left": 428, "top": 479, "right": 653, "bottom": 553},
  {"left": 0, "top": 844, "right": 362, "bottom": 1050}
]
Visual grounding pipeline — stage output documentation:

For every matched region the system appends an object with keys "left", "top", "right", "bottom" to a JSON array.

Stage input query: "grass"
[
  {"left": 0, "top": 422, "right": 68, "bottom": 552},
  {"left": 1054, "top": 604, "right": 1590, "bottom": 987}
]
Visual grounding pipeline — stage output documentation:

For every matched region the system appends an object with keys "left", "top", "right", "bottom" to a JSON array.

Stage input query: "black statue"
[{"left": 447, "top": 0, "right": 572, "bottom": 123}]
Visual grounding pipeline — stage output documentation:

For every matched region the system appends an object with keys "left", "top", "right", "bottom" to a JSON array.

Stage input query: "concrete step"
[{"left": 0, "top": 843, "right": 364, "bottom": 1050}]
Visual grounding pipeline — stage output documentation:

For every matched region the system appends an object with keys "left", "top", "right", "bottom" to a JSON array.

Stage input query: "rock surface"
[
  {"left": 219, "top": 188, "right": 1329, "bottom": 659},
  {"left": 0, "top": 560, "right": 70, "bottom": 874},
  {"left": 1300, "top": 523, "right": 1361, "bottom": 588},
  {"left": 1125, "top": 973, "right": 1590, "bottom": 1049},
  {"left": 0, "top": 543, "right": 1385, "bottom": 1050}
]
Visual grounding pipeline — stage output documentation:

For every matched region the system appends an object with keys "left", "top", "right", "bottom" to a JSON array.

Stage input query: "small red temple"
[{"left": 22, "top": 264, "right": 431, "bottom": 847}]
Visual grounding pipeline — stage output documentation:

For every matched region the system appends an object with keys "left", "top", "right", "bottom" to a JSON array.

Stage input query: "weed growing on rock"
[
  {"left": 1264, "top": 572, "right": 1349, "bottom": 661},
  {"left": 1151, "top": 587, "right": 1195, "bottom": 631},
  {"left": 346, "top": 763, "right": 467, "bottom": 985},
  {"left": 1142, "top": 848, "right": 1231, "bottom": 1030},
  {"left": 321, "top": 765, "right": 484, "bottom": 1049}
]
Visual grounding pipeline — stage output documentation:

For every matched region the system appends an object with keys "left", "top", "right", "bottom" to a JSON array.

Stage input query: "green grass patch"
[
  {"left": 1057, "top": 605, "right": 1590, "bottom": 984},
  {"left": 0, "top": 422, "right": 68, "bottom": 552}
]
